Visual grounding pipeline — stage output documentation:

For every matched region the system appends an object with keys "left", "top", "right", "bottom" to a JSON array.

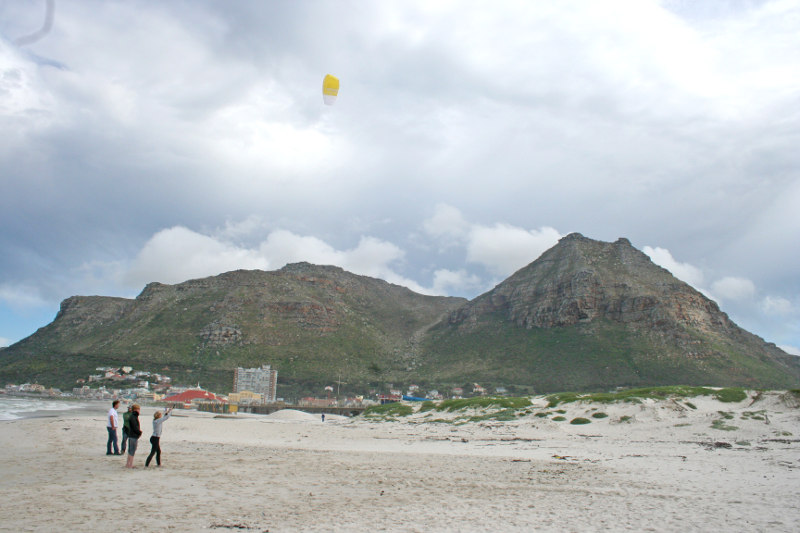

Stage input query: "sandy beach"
[{"left": 1, "top": 392, "right": 798, "bottom": 532}]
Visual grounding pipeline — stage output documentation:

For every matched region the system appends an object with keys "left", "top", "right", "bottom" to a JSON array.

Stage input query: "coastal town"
[{"left": 2, "top": 363, "right": 502, "bottom": 411}]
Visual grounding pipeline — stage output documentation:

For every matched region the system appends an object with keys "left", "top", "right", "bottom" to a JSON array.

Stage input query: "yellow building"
[{"left": 228, "top": 390, "right": 263, "bottom": 404}]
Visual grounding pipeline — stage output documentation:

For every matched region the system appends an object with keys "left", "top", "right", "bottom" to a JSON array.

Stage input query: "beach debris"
[
  {"left": 690, "top": 441, "right": 733, "bottom": 450},
  {"left": 209, "top": 521, "right": 259, "bottom": 530}
]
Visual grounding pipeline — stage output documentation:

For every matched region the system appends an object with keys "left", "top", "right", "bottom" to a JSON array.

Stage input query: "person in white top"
[
  {"left": 106, "top": 400, "right": 121, "bottom": 455},
  {"left": 145, "top": 407, "right": 172, "bottom": 467}
]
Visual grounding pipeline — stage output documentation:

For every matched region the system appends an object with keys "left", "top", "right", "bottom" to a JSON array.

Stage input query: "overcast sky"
[{"left": 1, "top": 0, "right": 798, "bottom": 356}]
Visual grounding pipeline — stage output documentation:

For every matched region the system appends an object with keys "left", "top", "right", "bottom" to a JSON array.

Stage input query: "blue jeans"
[
  {"left": 106, "top": 427, "right": 119, "bottom": 454},
  {"left": 121, "top": 428, "right": 129, "bottom": 453}
]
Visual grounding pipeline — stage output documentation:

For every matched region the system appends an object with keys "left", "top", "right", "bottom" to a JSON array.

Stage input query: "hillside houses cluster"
[
  {"left": 83, "top": 366, "right": 171, "bottom": 389},
  {"left": 68, "top": 366, "right": 174, "bottom": 400}
]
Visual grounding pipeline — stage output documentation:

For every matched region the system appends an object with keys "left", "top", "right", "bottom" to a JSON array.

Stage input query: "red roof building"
[{"left": 162, "top": 389, "right": 226, "bottom": 406}]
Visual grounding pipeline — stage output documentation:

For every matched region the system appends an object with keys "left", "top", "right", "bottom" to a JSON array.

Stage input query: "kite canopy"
[{"left": 322, "top": 74, "right": 339, "bottom": 105}]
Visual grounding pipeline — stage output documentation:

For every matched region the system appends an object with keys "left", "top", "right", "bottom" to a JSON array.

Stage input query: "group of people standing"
[{"left": 106, "top": 400, "right": 172, "bottom": 468}]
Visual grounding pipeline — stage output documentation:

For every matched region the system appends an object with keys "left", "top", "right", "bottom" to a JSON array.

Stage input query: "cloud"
[
  {"left": 431, "top": 269, "right": 482, "bottom": 295},
  {"left": 760, "top": 296, "right": 793, "bottom": 316},
  {"left": 0, "top": 283, "right": 48, "bottom": 309},
  {"left": 467, "top": 224, "right": 562, "bottom": 276},
  {"left": 643, "top": 246, "right": 704, "bottom": 288},
  {"left": 125, "top": 226, "right": 270, "bottom": 286},
  {"left": 779, "top": 345, "right": 800, "bottom": 356},
  {"left": 123, "top": 225, "right": 430, "bottom": 295},
  {"left": 710, "top": 276, "right": 756, "bottom": 302},
  {"left": 422, "top": 205, "right": 562, "bottom": 276},
  {"left": 423, "top": 203, "right": 470, "bottom": 242},
  {"left": 0, "top": 336, "right": 10, "bottom": 348},
  {"left": 122, "top": 215, "right": 560, "bottom": 299}
]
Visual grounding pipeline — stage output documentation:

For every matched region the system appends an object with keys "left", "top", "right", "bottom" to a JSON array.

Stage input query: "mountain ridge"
[{"left": 2, "top": 234, "right": 798, "bottom": 396}]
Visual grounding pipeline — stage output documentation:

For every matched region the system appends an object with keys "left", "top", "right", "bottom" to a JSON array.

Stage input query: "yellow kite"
[{"left": 322, "top": 74, "right": 339, "bottom": 105}]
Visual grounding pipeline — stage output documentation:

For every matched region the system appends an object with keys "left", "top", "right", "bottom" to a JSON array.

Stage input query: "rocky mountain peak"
[{"left": 447, "top": 234, "right": 725, "bottom": 332}]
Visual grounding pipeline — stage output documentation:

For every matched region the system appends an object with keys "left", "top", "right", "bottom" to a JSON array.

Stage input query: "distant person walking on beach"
[
  {"left": 106, "top": 400, "right": 121, "bottom": 455},
  {"left": 120, "top": 405, "right": 132, "bottom": 454},
  {"left": 125, "top": 404, "right": 142, "bottom": 468},
  {"left": 145, "top": 407, "right": 173, "bottom": 467}
]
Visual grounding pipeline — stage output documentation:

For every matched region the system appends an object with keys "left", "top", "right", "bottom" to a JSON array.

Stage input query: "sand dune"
[{"left": 1, "top": 391, "right": 798, "bottom": 532}]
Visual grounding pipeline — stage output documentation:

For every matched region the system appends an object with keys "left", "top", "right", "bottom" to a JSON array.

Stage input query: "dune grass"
[
  {"left": 437, "top": 396, "right": 532, "bottom": 412},
  {"left": 546, "top": 386, "right": 748, "bottom": 407},
  {"left": 363, "top": 402, "right": 414, "bottom": 418}
]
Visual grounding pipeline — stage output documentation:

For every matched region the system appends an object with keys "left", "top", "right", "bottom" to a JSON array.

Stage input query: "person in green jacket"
[{"left": 120, "top": 405, "right": 132, "bottom": 454}]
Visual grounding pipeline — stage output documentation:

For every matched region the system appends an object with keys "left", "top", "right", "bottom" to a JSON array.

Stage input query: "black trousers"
[{"left": 145, "top": 436, "right": 161, "bottom": 466}]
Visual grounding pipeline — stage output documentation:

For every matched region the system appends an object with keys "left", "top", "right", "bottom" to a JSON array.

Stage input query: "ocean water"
[{"left": 0, "top": 397, "right": 97, "bottom": 421}]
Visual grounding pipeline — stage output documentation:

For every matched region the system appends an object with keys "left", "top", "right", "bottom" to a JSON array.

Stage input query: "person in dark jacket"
[
  {"left": 120, "top": 405, "right": 132, "bottom": 454},
  {"left": 125, "top": 404, "right": 143, "bottom": 469}
]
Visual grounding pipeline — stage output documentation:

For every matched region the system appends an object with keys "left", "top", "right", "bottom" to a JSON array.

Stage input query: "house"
[
  {"left": 162, "top": 388, "right": 226, "bottom": 408},
  {"left": 378, "top": 394, "right": 401, "bottom": 404},
  {"left": 299, "top": 397, "right": 337, "bottom": 407}
]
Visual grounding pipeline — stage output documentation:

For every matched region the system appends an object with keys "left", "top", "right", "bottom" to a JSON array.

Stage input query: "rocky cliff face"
[{"left": 448, "top": 233, "right": 732, "bottom": 333}]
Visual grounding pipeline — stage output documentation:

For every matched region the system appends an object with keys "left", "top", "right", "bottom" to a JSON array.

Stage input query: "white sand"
[{"left": 1, "top": 392, "right": 798, "bottom": 532}]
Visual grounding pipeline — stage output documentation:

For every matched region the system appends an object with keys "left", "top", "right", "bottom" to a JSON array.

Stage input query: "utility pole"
[{"left": 335, "top": 372, "right": 347, "bottom": 406}]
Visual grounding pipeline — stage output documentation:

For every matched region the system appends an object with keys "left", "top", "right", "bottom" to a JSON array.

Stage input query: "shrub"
[
  {"left": 685, "top": 402, "right": 697, "bottom": 410},
  {"left": 364, "top": 402, "right": 413, "bottom": 418},
  {"left": 711, "top": 419, "right": 738, "bottom": 431},
  {"left": 591, "top": 412, "right": 608, "bottom": 419},
  {"left": 552, "top": 416, "right": 566, "bottom": 422},
  {"left": 570, "top": 417, "right": 591, "bottom": 425},
  {"left": 714, "top": 388, "right": 747, "bottom": 403},
  {"left": 419, "top": 401, "right": 436, "bottom": 413}
]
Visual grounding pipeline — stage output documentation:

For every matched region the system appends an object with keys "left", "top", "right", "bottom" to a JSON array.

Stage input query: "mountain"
[
  {"left": 0, "top": 263, "right": 465, "bottom": 395},
  {"left": 420, "top": 233, "right": 800, "bottom": 392},
  {"left": 2, "top": 234, "right": 799, "bottom": 396}
]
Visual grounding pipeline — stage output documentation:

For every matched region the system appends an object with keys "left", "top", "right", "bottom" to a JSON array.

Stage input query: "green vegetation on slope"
[{"left": 421, "top": 312, "right": 798, "bottom": 392}]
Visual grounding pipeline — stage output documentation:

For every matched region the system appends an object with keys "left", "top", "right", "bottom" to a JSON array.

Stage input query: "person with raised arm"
[{"left": 145, "top": 407, "right": 173, "bottom": 467}]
